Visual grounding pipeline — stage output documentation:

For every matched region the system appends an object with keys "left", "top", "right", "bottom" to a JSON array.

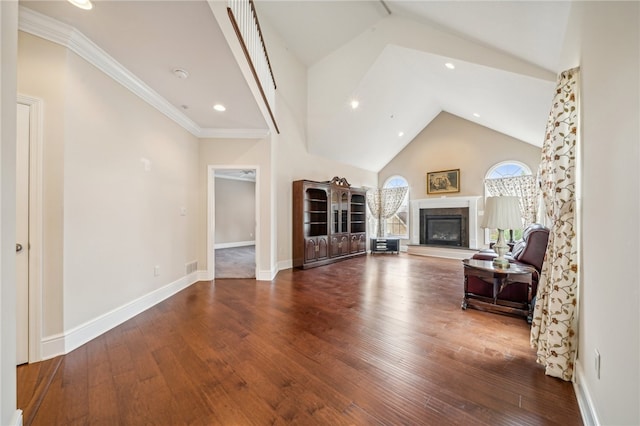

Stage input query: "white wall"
[
  {"left": 307, "top": 14, "right": 555, "bottom": 161},
  {"left": 567, "top": 2, "right": 640, "bottom": 424},
  {"left": 214, "top": 178, "right": 255, "bottom": 245},
  {"left": 62, "top": 50, "right": 200, "bottom": 331},
  {"left": 259, "top": 16, "right": 379, "bottom": 268},
  {"left": 18, "top": 32, "right": 200, "bottom": 354},
  {"left": 198, "top": 138, "right": 272, "bottom": 277},
  {"left": 379, "top": 112, "right": 541, "bottom": 247},
  {"left": 17, "top": 32, "right": 65, "bottom": 339},
  {"left": 0, "top": 2, "right": 19, "bottom": 425}
]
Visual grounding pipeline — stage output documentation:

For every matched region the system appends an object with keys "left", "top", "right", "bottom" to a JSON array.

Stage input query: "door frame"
[
  {"left": 17, "top": 94, "right": 43, "bottom": 363},
  {"left": 207, "top": 165, "right": 260, "bottom": 280}
]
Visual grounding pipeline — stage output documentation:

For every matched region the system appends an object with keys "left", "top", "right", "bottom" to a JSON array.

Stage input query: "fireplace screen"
[
  {"left": 419, "top": 207, "right": 469, "bottom": 247},
  {"left": 426, "top": 217, "right": 462, "bottom": 246}
]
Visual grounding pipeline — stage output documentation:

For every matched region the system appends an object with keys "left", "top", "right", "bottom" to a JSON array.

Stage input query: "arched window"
[
  {"left": 486, "top": 160, "right": 532, "bottom": 179},
  {"left": 484, "top": 161, "right": 534, "bottom": 242},
  {"left": 383, "top": 175, "right": 409, "bottom": 238}
]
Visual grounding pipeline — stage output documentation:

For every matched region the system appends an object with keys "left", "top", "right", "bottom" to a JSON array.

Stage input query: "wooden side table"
[{"left": 461, "top": 258, "right": 535, "bottom": 322}]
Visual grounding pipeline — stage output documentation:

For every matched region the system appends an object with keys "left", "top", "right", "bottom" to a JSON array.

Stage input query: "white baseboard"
[
  {"left": 41, "top": 272, "right": 201, "bottom": 360},
  {"left": 214, "top": 240, "right": 255, "bottom": 249},
  {"left": 277, "top": 259, "right": 293, "bottom": 271},
  {"left": 198, "top": 269, "right": 213, "bottom": 282},
  {"left": 257, "top": 266, "right": 277, "bottom": 281},
  {"left": 10, "top": 410, "right": 23, "bottom": 426},
  {"left": 574, "top": 359, "right": 599, "bottom": 425}
]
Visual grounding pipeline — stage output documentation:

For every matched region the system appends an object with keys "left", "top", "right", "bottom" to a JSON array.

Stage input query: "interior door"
[{"left": 16, "top": 103, "right": 30, "bottom": 365}]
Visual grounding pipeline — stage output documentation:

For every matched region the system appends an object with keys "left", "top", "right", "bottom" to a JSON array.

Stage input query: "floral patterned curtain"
[
  {"left": 484, "top": 175, "right": 538, "bottom": 226},
  {"left": 530, "top": 67, "right": 579, "bottom": 381},
  {"left": 366, "top": 187, "right": 408, "bottom": 237}
]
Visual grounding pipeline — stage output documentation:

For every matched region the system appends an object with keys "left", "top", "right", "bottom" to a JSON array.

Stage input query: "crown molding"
[{"left": 18, "top": 6, "right": 267, "bottom": 140}]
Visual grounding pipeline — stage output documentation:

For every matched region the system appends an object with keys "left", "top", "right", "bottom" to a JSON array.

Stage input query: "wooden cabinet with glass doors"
[{"left": 293, "top": 178, "right": 367, "bottom": 269}]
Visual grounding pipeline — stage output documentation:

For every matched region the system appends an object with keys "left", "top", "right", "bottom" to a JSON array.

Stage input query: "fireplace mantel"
[{"left": 410, "top": 196, "right": 482, "bottom": 249}]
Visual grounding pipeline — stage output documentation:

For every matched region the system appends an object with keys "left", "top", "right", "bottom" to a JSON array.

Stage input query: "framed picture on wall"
[{"left": 427, "top": 169, "right": 460, "bottom": 194}]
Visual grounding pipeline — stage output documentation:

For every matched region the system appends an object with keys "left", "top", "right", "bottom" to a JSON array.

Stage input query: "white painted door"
[{"left": 16, "top": 103, "right": 30, "bottom": 365}]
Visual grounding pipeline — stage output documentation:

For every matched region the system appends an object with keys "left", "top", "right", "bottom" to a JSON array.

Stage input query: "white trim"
[
  {"left": 410, "top": 196, "right": 482, "bottom": 249},
  {"left": 17, "top": 94, "right": 43, "bottom": 363},
  {"left": 573, "top": 359, "right": 599, "bottom": 425},
  {"left": 40, "top": 272, "right": 202, "bottom": 360},
  {"left": 257, "top": 267, "right": 277, "bottom": 281},
  {"left": 485, "top": 160, "right": 532, "bottom": 178},
  {"left": 40, "top": 333, "right": 65, "bottom": 361},
  {"left": 10, "top": 410, "right": 22, "bottom": 426},
  {"left": 17, "top": 6, "right": 269, "bottom": 140},
  {"left": 208, "top": 165, "right": 260, "bottom": 280},
  {"left": 198, "top": 270, "right": 213, "bottom": 282},
  {"left": 382, "top": 175, "right": 410, "bottom": 240},
  {"left": 277, "top": 259, "right": 293, "bottom": 272},
  {"left": 214, "top": 240, "right": 255, "bottom": 249},
  {"left": 214, "top": 173, "right": 255, "bottom": 183}
]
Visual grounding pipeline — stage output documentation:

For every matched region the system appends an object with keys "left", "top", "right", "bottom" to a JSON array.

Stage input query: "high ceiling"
[{"left": 19, "top": 0, "right": 573, "bottom": 172}]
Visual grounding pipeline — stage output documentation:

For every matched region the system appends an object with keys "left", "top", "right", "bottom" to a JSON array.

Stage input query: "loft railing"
[{"left": 227, "top": 0, "right": 279, "bottom": 133}]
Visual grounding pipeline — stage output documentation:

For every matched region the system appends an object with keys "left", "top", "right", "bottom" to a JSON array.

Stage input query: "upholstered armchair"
[{"left": 464, "top": 223, "right": 550, "bottom": 322}]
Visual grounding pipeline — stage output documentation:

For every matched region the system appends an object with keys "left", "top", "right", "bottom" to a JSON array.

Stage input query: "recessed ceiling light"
[
  {"left": 398, "top": 131, "right": 404, "bottom": 137},
  {"left": 68, "top": 0, "right": 93, "bottom": 9},
  {"left": 173, "top": 68, "right": 189, "bottom": 79},
  {"left": 350, "top": 100, "right": 359, "bottom": 109},
  {"left": 445, "top": 62, "right": 455, "bottom": 70},
  {"left": 473, "top": 113, "right": 481, "bottom": 118},
  {"left": 213, "top": 104, "right": 226, "bottom": 112}
]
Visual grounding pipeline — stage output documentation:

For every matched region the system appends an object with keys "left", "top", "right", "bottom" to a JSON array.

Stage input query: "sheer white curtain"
[
  {"left": 484, "top": 175, "right": 538, "bottom": 226},
  {"left": 366, "top": 187, "right": 408, "bottom": 238}
]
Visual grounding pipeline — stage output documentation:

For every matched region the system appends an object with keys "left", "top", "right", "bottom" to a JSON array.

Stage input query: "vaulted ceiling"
[{"left": 19, "top": 0, "right": 573, "bottom": 172}]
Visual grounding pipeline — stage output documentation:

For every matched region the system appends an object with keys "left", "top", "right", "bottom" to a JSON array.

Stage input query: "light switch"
[{"left": 140, "top": 157, "right": 151, "bottom": 172}]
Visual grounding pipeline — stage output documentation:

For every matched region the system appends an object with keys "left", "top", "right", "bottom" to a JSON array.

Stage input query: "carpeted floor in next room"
[{"left": 215, "top": 245, "right": 256, "bottom": 278}]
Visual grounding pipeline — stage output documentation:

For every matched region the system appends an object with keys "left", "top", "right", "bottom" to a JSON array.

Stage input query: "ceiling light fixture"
[
  {"left": 350, "top": 100, "right": 360, "bottom": 109},
  {"left": 473, "top": 113, "right": 481, "bottom": 118},
  {"left": 445, "top": 62, "right": 455, "bottom": 70},
  {"left": 173, "top": 68, "right": 189, "bottom": 79},
  {"left": 398, "top": 131, "right": 404, "bottom": 137},
  {"left": 213, "top": 104, "right": 226, "bottom": 112},
  {"left": 67, "top": 0, "right": 93, "bottom": 10}
]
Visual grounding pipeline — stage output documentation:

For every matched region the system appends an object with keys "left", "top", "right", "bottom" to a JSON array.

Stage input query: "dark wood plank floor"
[{"left": 18, "top": 254, "right": 582, "bottom": 425}]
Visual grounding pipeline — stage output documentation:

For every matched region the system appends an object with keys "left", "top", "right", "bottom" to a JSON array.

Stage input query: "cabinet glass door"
[
  {"left": 331, "top": 191, "right": 339, "bottom": 233},
  {"left": 341, "top": 192, "right": 348, "bottom": 233}
]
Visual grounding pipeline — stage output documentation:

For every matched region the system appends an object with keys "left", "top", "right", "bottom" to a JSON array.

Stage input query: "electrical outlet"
[{"left": 595, "top": 349, "right": 601, "bottom": 379}]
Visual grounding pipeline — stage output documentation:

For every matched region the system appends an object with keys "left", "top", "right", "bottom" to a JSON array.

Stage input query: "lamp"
[{"left": 481, "top": 196, "right": 523, "bottom": 268}]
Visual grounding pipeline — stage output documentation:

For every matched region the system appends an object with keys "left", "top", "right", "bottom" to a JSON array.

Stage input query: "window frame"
[
  {"left": 483, "top": 161, "right": 533, "bottom": 244},
  {"left": 382, "top": 175, "right": 409, "bottom": 239}
]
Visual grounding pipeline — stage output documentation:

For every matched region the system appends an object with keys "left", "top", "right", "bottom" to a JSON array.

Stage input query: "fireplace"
[
  {"left": 419, "top": 207, "right": 469, "bottom": 248},
  {"left": 410, "top": 196, "right": 481, "bottom": 251}
]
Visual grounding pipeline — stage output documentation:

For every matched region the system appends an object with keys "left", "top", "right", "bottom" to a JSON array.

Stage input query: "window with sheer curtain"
[
  {"left": 484, "top": 161, "right": 534, "bottom": 242},
  {"left": 383, "top": 176, "right": 409, "bottom": 238}
]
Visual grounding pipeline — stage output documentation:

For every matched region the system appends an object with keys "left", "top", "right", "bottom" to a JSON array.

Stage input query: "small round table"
[{"left": 461, "top": 258, "right": 535, "bottom": 322}]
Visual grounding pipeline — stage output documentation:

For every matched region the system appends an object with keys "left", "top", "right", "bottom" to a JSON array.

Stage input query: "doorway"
[
  {"left": 212, "top": 168, "right": 257, "bottom": 279},
  {"left": 16, "top": 95, "right": 43, "bottom": 364}
]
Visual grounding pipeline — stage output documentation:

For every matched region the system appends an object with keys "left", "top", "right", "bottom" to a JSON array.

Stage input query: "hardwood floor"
[{"left": 18, "top": 254, "right": 582, "bottom": 425}]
